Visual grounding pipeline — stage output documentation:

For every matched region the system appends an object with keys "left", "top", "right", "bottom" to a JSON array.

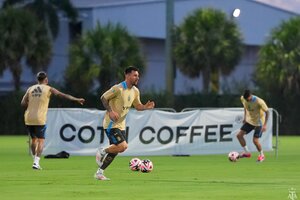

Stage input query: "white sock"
[
  {"left": 259, "top": 150, "right": 264, "bottom": 156},
  {"left": 97, "top": 168, "right": 104, "bottom": 174},
  {"left": 101, "top": 148, "right": 107, "bottom": 155},
  {"left": 34, "top": 156, "right": 40, "bottom": 165},
  {"left": 243, "top": 146, "right": 250, "bottom": 152}
]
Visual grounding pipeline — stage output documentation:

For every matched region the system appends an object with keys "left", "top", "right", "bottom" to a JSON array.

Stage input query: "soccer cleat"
[
  {"left": 94, "top": 169, "right": 110, "bottom": 181},
  {"left": 257, "top": 155, "right": 265, "bottom": 162},
  {"left": 96, "top": 147, "right": 107, "bottom": 167},
  {"left": 239, "top": 152, "right": 251, "bottom": 158},
  {"left": 32, "top": 163, "right": 42, "bottom": 170}
]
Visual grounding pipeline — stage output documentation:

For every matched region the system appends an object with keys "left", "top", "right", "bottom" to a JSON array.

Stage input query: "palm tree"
[
  {"left": 0, "top": 7, "right": 51, "bottom": 90},
  {"left": 256, "top": 17, "right": 300, "bottom": 134},
  {"left": 26, "top": 24, "right": 52, "bottom": 74},
  {"left": 256, "top": 17, "right": 300, "bottom": 95},
  {"left": 65, "top": 22, "right": 145, "bottom": 94},
  {"left": 174, "top": 8, "right": 243, "bottom": 93},
  {"left": 2, "top": 0, "right": 77, "bottom": 39}
]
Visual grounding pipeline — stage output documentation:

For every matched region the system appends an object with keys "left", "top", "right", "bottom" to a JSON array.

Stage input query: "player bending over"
[{"left": 236, "top": 89, "right": 269, "bottom": 162}]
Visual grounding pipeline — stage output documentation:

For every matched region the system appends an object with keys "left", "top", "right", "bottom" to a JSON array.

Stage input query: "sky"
[
  {"left": 0, "top": 0, "right": 300, "bottom": 14},
  {"left": 254, "top": 0, "right": 300, "bottom": 14}
]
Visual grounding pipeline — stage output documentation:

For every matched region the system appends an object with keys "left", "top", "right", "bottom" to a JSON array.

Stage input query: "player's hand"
[
  {"left": 262, "top": 124, "right": 267, "bottom": 132},
  {"left": 109, "top": 110, "right": 119, "bottom": 122},
  {"left": 77, "top": 98, "right": 85, "bottom": 105},
  {"left": 145, "top": 100, "right": 155, "bottom": 109}
]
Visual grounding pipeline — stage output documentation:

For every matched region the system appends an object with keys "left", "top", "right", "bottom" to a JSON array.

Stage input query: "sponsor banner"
[{"left": 43, "top": 108, "right": 273, "bottom": 156}]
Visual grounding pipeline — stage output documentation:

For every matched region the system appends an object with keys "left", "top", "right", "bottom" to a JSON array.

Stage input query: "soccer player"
[
  {"left": 21, "top": 71, "right": 85, "bottom": 170},
  {"left": 95, "top": 66, "right": 155, "bottom": 180},
  {"left": 236, "top": 89, "right": 269, "bottom": 162}
]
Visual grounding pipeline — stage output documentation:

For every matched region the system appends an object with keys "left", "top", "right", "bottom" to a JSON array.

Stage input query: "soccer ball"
[
  {"left": 129, "top": 157, "right": 142, "bottom": 171},
  {"left": 140, "top": 159, "right": 153, "bottom": 173},
  {"left": 228, "top": 151, "right": 239, "bottom": 162}
]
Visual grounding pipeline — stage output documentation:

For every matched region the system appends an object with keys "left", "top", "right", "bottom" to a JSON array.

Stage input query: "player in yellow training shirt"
[
  {"left": 94, "top": 66, "right": 155, "bottom": 180},
  {"left": 21, "top": 71, "right": 85, "bottom": 170},
  {"left": 236, "top": 89, "right": 269, "bottom": 162}
]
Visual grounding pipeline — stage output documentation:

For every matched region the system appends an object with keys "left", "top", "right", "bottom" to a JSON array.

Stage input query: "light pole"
[{"left": 165, "top": 0, "right": 174, "bottom": 107}]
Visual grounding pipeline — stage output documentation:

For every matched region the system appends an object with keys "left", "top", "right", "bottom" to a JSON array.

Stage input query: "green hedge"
[
  {"left": 0, "top": 92, "right": 26, "bottom": 135},
  {"left": 0, "top": 91, "right": 298, "bottom": 135}
]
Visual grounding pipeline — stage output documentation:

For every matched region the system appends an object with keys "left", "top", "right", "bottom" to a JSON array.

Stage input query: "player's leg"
[
  {"left": 237, "top": 123, "right": 253, "bottom": 158},
  {"left": 236, "top": 130, "right": 246, "bottom": 147},
  {"left": 31, "top": 137, "right": 38, "bottom": 156},
  {"left": 27, "top": 125, "right": 40, "bottom": 169},
  {"left": 36, "top": 138, "right": 45, "bottom": 157},
  {"left": 105, "top": 141, "right": 128, "bottom": 154},
  {"left": 253, "top": 126, "right": 265, "bottom": 162},
  {"left": 32, "top": 125, "right": 46, "bottom": 170},
  {"left": 27, "top": 126, "right": 37, "bottom": 156},
  {"left": 95, "top": 129, "right": 127, "bottom": 180},
  {"left": 96, "top": 129, "right": 127, "bottom": 166}
]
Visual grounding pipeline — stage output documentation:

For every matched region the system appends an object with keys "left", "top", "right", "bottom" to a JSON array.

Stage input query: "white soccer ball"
[
  {"left": 129, "top": 157, "right": 142, "bottom": 171},
  {"left": 140, "top": 159, "right": 153, "bottom": 173},
  {"left": 228, "top": 151, "right": 239, "bottom": 162}
]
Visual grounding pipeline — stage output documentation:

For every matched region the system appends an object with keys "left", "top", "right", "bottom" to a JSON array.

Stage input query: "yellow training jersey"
[
  {"left": 241, "top": 95, "right": 268, "bottom": 126},
  {"left": 102, "top": 81, "right": 142, "bottom": 130},
  {"left": 24, "top": 84, "right": 51, "bottom": 125}
]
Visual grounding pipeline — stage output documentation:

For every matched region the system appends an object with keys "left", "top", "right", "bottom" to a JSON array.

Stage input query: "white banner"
[{"left": 43, "top": 108, "right": 273, "bottom": 156}]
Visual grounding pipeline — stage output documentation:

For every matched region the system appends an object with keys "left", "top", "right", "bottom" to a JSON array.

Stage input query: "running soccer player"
[
  {"left": 236, "top": 89, "right": 269, "bottom": 162},
  {"left": 95, "top": 66, "right": 155, "bottom": 180},
  {"left": 21, "top": 71, "right": 85, "bottom": 170}
]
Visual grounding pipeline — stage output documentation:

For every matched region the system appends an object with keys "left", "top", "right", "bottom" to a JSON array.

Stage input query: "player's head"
[
  {"left": 125, "top": 66, "right": 139, "bottom": 86},
  {"left": 36, "top": 71, "right": 48, "bottom": 84},
  {"left": 125, "top": 66, "right": 139, "bottom": 74},
  {"left": 243, "top": 89, "right": 252, "bottom": 101}
]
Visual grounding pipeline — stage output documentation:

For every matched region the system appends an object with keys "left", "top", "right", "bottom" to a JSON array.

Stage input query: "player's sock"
[
  {"left": 94, "top": 168, "right": 110, "bottom": 180},
  {"left": 96, "top": 168, "right": 104, "bottom": 174},
  {"left": 34, "top": 156, "right": 40, "bottom": 165},
  {"left": 100, "top": 153, "right": 118, "bottom": 170},
  {"left": 259, "top": 150, "right": 264, "bottom": 156},
  {"left": 101, "top": 148, "right": 107, "bottom": 155},
  {"left": 243, "top": 146, "right": 250, "bottom": 152}
]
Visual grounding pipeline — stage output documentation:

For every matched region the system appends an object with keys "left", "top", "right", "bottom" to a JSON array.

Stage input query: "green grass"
[{"left": 0, "top": 136, "right": 299, "bottom": 200}]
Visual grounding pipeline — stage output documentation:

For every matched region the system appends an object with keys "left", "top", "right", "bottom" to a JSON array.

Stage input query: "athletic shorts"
[
  {"left": 105, "top": 128, "right": 126, "bottom": 145},
  {"left": 241, "top": 122, "right": 263, "bottom": 138},
  {"left": 26, "top": 125, "right": 47, "bottom": 139}
]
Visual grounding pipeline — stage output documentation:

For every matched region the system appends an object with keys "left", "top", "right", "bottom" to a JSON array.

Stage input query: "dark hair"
[
  {"left": 36, "top": 71, "right": 47, "bottom": 82},
  {"left": 243, "top": 89, "right": 251, "bottom": 99},
  {"left": 125, "top": 66, "right": 139, "bottom": 74}
]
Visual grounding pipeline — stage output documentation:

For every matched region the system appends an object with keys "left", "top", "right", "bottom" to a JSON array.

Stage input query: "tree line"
[{"left": 0, "top": 1, "right": 300, "bottom": 134}]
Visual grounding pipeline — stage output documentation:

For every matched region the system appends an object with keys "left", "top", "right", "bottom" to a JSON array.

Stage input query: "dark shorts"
[
  {"left": 241, "top": 122, "right": 263, "bottom": 138},
  {"left": 26, "top": 125, "right": 47, "bottom": 139},
  {"left": 105, "top": 128, "right": 126, "bottom": 145}
]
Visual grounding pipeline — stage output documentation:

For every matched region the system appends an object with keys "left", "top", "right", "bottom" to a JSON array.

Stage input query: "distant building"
[{"left": 0, "top": 0, "right": 298, "bottom": 94}]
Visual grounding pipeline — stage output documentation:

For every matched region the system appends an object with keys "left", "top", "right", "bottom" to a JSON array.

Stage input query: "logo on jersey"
[
  {"left": 31, "top": 86, "right": 43, "bottom": 97},
  {"left": 122, "top": 106, "right": 131, "bottom": 110}
]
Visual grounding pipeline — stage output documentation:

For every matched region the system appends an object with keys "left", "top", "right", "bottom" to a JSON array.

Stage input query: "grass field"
[{"left": 0, "top": 136, "right": 299, "bottom": 200}]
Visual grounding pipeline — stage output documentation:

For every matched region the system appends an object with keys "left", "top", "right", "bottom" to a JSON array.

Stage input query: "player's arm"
[
  {"left": 243, "top": 107, "right": 246, "bottom": 123},
  {"left": 132, "top": 88, "right": 155, "bottom": 111},
  {"left": 21, "top": 91, "right": 29, "bottom": 108},
  {"left": 101, "top": 95, "right": 112, "bottom": 112},
  {"left": 241, "top": 97, "right": 246, "bottom": 123},
  {"left": 101, "top": 88, "right": 119, "bottom": 122},
  {"left": 260, "top": 99, "right": 269, "bottom": 132},
  {"left": 135, "top": 100, "right": 155, "bottom": 111},
  {"left": 262, "top": 110, "right": 269, "bottom": 132},
  {"left": 50, "top": 87, "right": 85, "bottom": 105}
]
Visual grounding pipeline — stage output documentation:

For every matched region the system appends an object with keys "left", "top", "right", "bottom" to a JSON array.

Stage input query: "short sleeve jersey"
[
  {"left": 24, "top": 84, "right": 52, "bottom": 125},
  {"left": 102, "top": 81, "right": 142, "bottom": 130},
  {"left": 241, "top": 95, "right": 269, "bottom": 126}
]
